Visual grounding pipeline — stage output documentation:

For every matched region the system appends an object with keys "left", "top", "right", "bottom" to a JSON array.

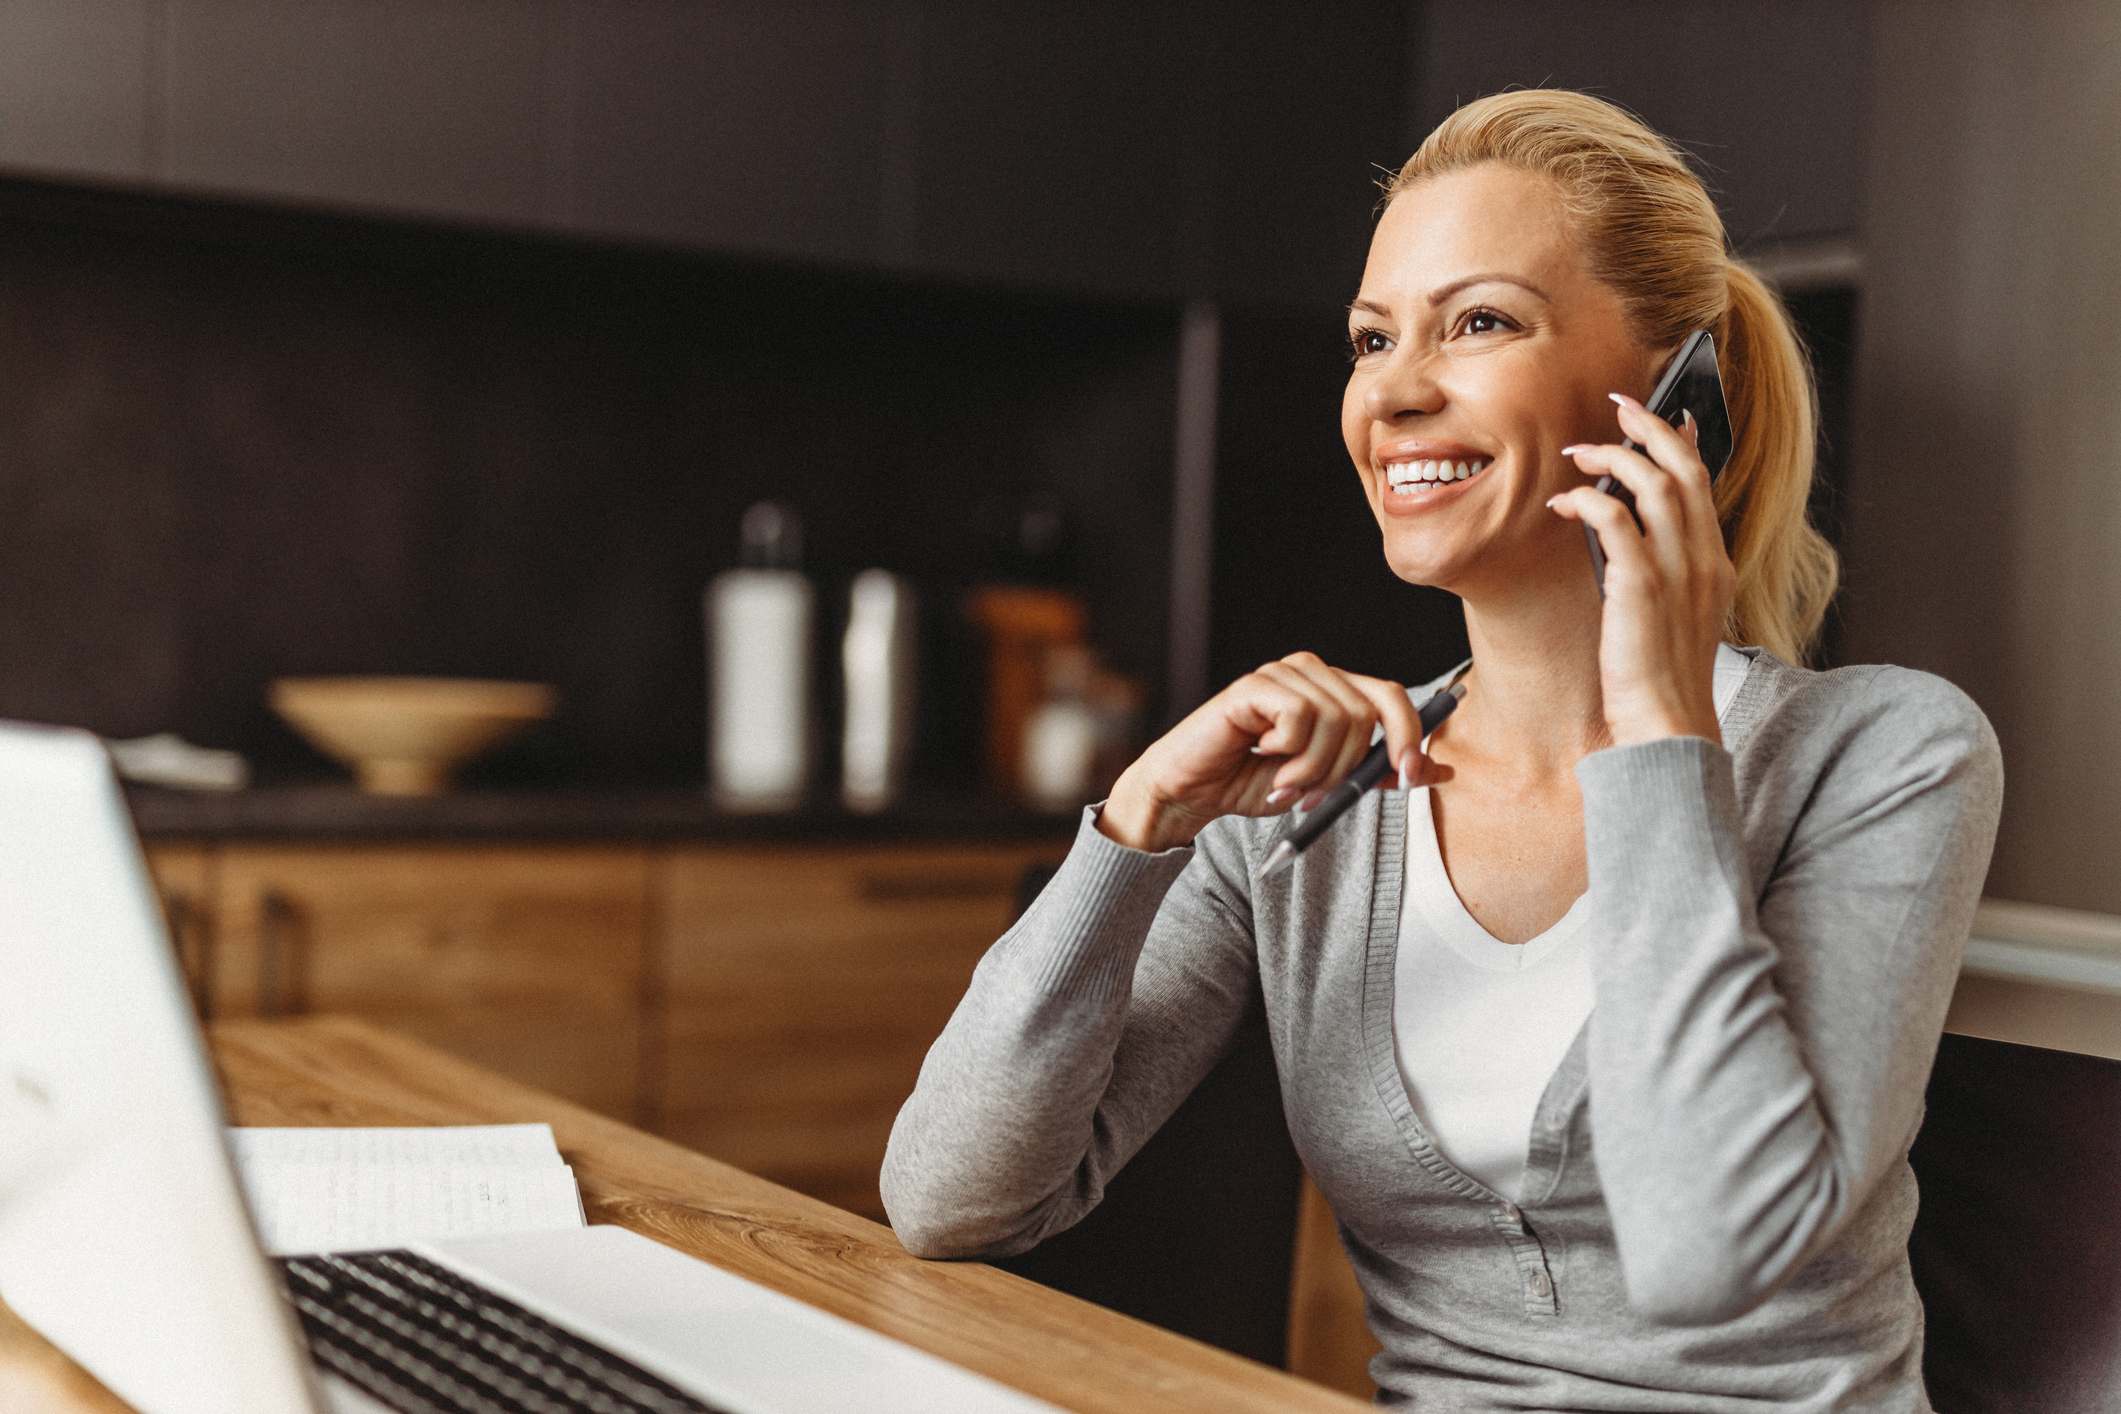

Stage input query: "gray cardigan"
[{"left": 882, "top": 648, "right": 2004, "bottom": 1411}]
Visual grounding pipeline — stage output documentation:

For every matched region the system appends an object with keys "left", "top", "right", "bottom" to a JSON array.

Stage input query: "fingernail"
[
  {"left": 1397, "top": 751, "right": 1411, "bottom": 791},
  {"left": 1608, "top": 391, "right": 1634, "bottom": 408},
  {"left": 1545, "top": 494, "right": 1564, "bottom": 509},
  {"left": 1559, "top": 443, "right": 1586, "bottom": 456},
  {"left": 1265, "top": 787, "right": 1294, "bottom": 807}
]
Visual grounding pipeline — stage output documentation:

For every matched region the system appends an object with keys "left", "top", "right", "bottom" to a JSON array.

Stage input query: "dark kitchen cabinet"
[
  {"left": 570, "top": 0, "right": 897, "bottom": 267},
  {"left": 160, "top": 0, "right": 558, "bottom": 226},
  {"left": 900, "top": 4, "right": 1208, "bottom": 297},
  {"left": 0, "top": 3, "right": 1867, "bottom": 305},
  {"left": 0, "top": 2, "right": 1407, "bottom": 305}
]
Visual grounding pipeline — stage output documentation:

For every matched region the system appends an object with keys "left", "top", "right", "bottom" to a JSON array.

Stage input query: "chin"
[{"left": 1378, "top": 535, "right": 1467, "bottom": 592}]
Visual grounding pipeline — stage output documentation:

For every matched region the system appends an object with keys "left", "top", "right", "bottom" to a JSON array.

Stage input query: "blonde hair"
[{"left": 1384, "top": 89, "right": 1839, "bottom": 665}]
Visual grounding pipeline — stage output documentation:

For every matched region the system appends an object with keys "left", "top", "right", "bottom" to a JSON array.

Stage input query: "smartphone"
[{"left": 1585, "top": 327, "right": 1733, "bottom": 595}]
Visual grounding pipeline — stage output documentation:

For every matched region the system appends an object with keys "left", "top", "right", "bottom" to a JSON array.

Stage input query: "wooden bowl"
[{"left": 268, "top": 677, "right": 557, "bottom": 795}]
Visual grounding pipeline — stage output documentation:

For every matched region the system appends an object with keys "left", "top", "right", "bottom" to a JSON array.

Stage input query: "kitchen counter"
[
  {"left": 132, "top": 788, "right": 2116, "bottom": 1063},
  {"left": 127, "top": 783, "right": 1083, "bottom": 843}
]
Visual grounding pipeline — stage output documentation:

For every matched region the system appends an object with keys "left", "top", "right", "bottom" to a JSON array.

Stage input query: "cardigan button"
[{"left": 1528, "top": 1270, "right": 1552, "bottom": 1298}]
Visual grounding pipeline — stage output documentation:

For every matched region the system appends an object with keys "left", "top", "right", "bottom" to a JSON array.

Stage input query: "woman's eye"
[
  {"left": 1457, "top": 307, "right": 1513, "bottom": 336},
  {"left": 1347, "top": 327, "right": 1391, "bottom": 361}
]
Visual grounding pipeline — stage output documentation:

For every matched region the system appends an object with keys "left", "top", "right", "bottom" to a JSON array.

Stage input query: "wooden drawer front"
[
  {"left": 654, "top": 841, "right": 1066, "bottom": 1218},
  {"left": 212, "top": 846, "right": 650, "bottom": 1119}
]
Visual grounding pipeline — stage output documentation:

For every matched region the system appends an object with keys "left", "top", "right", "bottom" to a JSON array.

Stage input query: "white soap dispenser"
[{"left": 706, "top": 502, "right": 813, "bottom": 808}]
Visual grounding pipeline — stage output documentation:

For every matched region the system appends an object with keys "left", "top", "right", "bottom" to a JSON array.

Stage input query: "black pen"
[{"left": 1258, "top": 679, "right": 1466, "bottom": 879}]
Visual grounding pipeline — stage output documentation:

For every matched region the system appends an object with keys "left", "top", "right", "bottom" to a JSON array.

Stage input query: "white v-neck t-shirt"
[{"left": 1391, "top": 644, "right": 1753, "bottom": 1203}]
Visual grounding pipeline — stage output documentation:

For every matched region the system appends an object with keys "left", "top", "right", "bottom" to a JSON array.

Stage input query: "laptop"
[{"left": 0, "top": 721, "right": 1057, "bottom": 1414}]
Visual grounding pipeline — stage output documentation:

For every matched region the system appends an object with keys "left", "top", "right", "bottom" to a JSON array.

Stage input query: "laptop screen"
[{"left": 0, "top": 722, "right": 324, "bottom": 1412}]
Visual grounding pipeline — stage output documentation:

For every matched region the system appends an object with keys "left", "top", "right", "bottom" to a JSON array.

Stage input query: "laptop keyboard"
[{"left": 278, "top": 1250, "right": 733, "bottom": 1413}]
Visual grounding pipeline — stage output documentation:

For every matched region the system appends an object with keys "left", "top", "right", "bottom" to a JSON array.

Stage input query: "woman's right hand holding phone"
[{"left": 1097, "top": 651, "right": 1454, "bottom": 853}]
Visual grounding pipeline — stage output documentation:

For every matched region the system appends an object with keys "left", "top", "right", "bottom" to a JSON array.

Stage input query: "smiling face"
[{"left": 1343, "top": 162, "right": 1665, "bottom": 596}]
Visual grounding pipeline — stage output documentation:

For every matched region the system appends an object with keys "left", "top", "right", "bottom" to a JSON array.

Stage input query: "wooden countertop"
[
  {"left": 127, "top": 783, "right": 1083, "bottom": 843},
  {"left": 0, "top": 1016, "right": 1365, "bottom": 1413}
]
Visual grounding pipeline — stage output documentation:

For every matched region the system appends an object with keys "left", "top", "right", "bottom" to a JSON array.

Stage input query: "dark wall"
[
  {"left": 0, "top": 186, "right": 1177, "bottom": 786},
  {"left": 1407, "top": 1, "right": 1873, "bottom": 249},
  {"left": 1844, "top": 0, "right": 2121, "bottom": 915}
]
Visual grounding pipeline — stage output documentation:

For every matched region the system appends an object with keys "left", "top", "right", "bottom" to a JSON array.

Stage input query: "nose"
[{"left": 1362, "top": 347, "right": 1443, "bottom": 423}]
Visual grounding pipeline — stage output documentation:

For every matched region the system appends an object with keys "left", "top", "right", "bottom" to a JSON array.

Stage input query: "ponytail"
[{"left": 1713, "top": 259, "right": 1840, "bottom": 665}]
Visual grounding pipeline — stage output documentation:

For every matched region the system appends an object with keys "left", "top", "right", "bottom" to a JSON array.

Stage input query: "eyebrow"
[{"left": 1347, "top": 273, "right": 1552, "bottom": 318}]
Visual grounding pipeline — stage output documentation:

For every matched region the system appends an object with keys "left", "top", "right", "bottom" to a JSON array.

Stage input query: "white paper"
[
  {"left": 229, "top": 1122, "right": 562, "bottom": 1168},
  {"left": 226, "top": 1124, "right": 584, "bottom": 1257}
]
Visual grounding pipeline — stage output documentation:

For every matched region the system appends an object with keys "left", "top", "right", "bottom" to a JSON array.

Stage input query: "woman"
[{"left": 883, "top": 89, "right": 2002, "bottom": 1411}]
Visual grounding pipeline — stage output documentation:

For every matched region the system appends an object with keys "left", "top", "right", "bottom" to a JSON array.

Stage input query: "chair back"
[{"left": 1907, "top": 1031, "right": 2121, "bottom": 1411}]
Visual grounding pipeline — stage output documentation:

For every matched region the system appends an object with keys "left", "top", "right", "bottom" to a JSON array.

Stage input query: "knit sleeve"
[
  {"left": 1573, "top": 666, "right": 2004, "bottom": 1325},
  {"left": 880, "top": 804, "right": 1261, "bottom": 1258}
]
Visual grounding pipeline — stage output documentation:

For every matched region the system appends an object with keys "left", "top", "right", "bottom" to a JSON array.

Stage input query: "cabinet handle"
[
  {"left": 854, "top": 872, "right": 1008, "bottom": 903},
  {"left": 164, "top": 890, "right": 213, "bottom": 1023},
  {"left": 257, "top": 890, "right": 308, "bottom": 1018}
]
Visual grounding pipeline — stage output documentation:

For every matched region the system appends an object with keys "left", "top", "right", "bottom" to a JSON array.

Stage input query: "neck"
[{"left": 1444, "top": 560, "right": 1613, "bottom": 783}]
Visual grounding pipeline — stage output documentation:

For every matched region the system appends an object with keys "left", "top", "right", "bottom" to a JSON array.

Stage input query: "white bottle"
[
  {"left": 840, "top": 570, "right": 918, "bottom": 813},
  {"left": 706, "top": 503, "right": 813, "bottom": 808},
  {"left": 1021, "top": 645, "right": 1101, "bottom": 810}
]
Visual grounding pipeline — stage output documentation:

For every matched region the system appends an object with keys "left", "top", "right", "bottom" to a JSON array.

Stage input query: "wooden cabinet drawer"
[
  {"left": 651, "top": 841, "right": 1065, "bottom": 1217},
  {"left": 210, "top": 845, "right": 650, "bottom": 1119}
]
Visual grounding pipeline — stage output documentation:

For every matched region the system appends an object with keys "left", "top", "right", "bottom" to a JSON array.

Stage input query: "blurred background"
[
  {"left": 1, "top": 0, "right": 2116, "bottom": 1397},
  {"left": 0, "top": 0, "right": 1883, "bottom": 808}
]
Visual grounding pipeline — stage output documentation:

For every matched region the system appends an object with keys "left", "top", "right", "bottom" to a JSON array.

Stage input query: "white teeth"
[{"left": 1384, "top": 456, "right": 1491, "bottom": 489}]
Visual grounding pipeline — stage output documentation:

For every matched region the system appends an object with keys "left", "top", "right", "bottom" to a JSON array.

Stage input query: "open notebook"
[{"left": 227, "top": 1123, "right": 585, "bottom": 1256}]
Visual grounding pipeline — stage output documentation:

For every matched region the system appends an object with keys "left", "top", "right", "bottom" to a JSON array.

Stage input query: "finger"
[
  {"left": 1272, "top": 657, "right": 1374, "bottom": 792},
  {"left": 1616, "top": 393, "right": 1731, "bottom": 589},
  {"left": 1407, "top": 753, "right": 1455, "bottom": 788},
  {"left": 1610, "top": 391, "right": 1710, "bottom": 490},
  {"left": 1391, "top": 750, "right": 1454, "bottom": 792},
  {"left": 1612, "top": 391, "right": 1719, "bottom": 556},
  {"left": 1562, "top": 441, "right": 1693, "bottom": 586},
  {"left": 1223, "top": 673, "right": 1315, "bottom": 761},
  {"left": 1338, "top": 672, "right": 1425, "bottom": 787},
  {"left": 1547, "top": 484, "right": 1658, "bottom": 594},
  {"left": 1254, "top": 661, "right": 1354, "bottom": 792},
  {"left": 1276, "top": 653, "right": 1380, "bottom": 791}
]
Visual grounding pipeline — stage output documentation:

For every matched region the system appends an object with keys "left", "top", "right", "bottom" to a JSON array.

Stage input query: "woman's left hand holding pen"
[{"left": 1546, "top": 393, "right": 1736, "bottom": 749}]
